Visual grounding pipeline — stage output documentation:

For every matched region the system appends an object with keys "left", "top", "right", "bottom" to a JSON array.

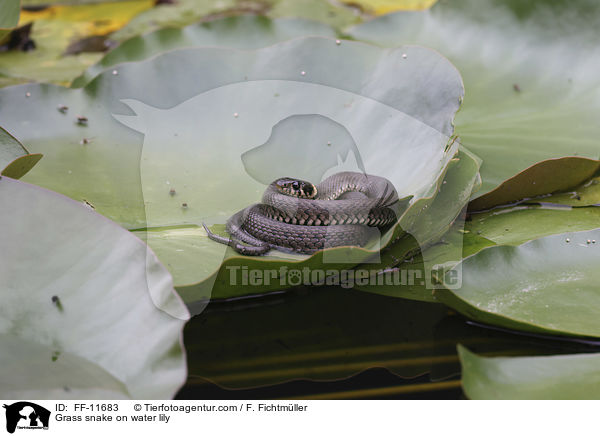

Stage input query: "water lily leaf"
[
  {"left": 348, "top": 0, "right": 600, "bottom": 199},
  {"left": 267, "top": 0, "right": 359, "bottom": 30},
  {"left": 110, "top": 0, "right": 238, "bottom": 41},
  {"left": 459, "top": 345, "right": 600, "bottom": 399},
  {"left": 467, "top": 204, "right": 600, "bottom": 248},
  {"left": 113, "top": 0, "right": 361, "bottom": 43},
  {"left": 352, "top": 146, "right": 482, "bottom": 301},
  {"left": 339, "top": 0, "right": 437, "bottom": 15},
  {"left": 0, "top": 126, "right": 42, "bottom": 178},
  {"left": 72, "top": 15, "right": 338, "bottom": 88},
  {"left": 0, "top": 176, "right": 188, "bottom": 399},
  {"left": 541, "top": 175, "right": 600, "bottom": 207},
  {"left": 0, "top": 0, "right": 20, "bottom": 29},
  {"left": 0, "top": 38, "right": 462, "bottom": 304},
  {"left": 437, "top": 229, "right": 600, "bottom": 338},
  {"left": 0, "top": 1, "right": 153, "bottom": 85},
  {"left": 466, "top": 173, "right": 600, "bottom": 249},
  {"left": 468, "top": 157, "right": 600, "bottom": 211}
]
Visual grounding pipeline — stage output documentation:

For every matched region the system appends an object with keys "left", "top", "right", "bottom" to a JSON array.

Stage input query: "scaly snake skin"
[{"left": 204, "top": 171, "right": 400, "bottom": 255}]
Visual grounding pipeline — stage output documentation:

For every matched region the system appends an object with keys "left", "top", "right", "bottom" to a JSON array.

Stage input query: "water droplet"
[
  {"left": 112, "top": 70, "right": 118, "bottom": 75},
  {"left": 301, "top": 71, "right": 306, "bottom": 76},
  {"left": 335, "top": 39, "right": 341, "bottom": 45},
  {"left": 566, "top": 238, "right": 570, "bottom": 243},
  {"left": 169, "top": 189, "right": 176, "bottom": 196},
  {"left": 76, "top": 116, "right": 88, "bottom": 126},
  {"left": 25, "top": 92, "right": 31, "bottom": 97},
  {"left": 57, "top": 105, "right": 68, "bottom": 113},
  {"left": 587, "top": 239, "right": 591, "bottom": 244},
  {"left": 593, "top": 240, "right": 597, "bottom": 244},
  {"left": 327, "top": 141, "right": 331, "bottom": 146},
  {"left": 181, "top": 203, "right": 188, "bottom": 209},
  {"left": 233, "top": 112, "right": 239, "bottom": 118},
  {"left": 402, "top": 53, "right": 407, "bottom": 59}
]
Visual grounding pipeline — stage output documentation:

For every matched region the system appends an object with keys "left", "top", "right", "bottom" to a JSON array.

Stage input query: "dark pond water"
[{"left": 175, "top": 286, "right": 598, "bottom": 399}]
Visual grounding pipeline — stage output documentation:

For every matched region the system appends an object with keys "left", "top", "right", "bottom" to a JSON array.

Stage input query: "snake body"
[{"left": 204, "top": 171, "right": 400, "bottom": 255}]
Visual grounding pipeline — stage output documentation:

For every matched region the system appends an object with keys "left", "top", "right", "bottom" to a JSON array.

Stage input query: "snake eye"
[{"left": 291, "top": 181, "right": 300, "bottom": 191}]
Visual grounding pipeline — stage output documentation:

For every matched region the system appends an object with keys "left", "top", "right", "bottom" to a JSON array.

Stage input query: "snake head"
[{"left": 273, "top": 177, "right": 318, "bottom": 199}]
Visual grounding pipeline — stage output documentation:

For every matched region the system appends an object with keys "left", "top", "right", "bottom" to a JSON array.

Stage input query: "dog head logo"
[
  {"left": 113, "top": 79, "right": 454, "bottom": 283},
  {"left": 3, "top": 402, "right": 50, "bottom": 433}
]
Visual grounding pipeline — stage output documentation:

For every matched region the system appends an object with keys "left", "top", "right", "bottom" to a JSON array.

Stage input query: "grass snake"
[{"left": 204, "top": 171, "right": 400, "bottom": 255}]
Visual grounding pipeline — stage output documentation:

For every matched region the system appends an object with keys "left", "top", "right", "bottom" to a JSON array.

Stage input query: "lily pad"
[
  {"left": 468, "top": 157, "right": 600, "bottom": 211},
  {"left": 467, "top": 204, "right": 600, "bottom": 248},
  {"left": 72, "top": 15, "right": 338, "bottom": 88},
  {"left": 339, "top": 0, "right": 437, "bottom": 15},
  {"left": 0, "top": 38, "right": 463, "bottom": 303},
  {"left": 0, "top": 0, "right": 19, "bottom": 29},
  {"left": 348, "top": 0, "right": 600, "bottom": 199},
  {"left": 459, "top": 345, "right": 600, "bottom": 399},
  {"left": 352, "top": 146, "right": 482, "bottom": 301},
  {"left": 0, "top": 176, "right": 188, "bottom": 399},
  {"left": 113, "top": 0, "right": 359, "bottom": 42},
  {"left": 437, "top": 229, "right": 600, "bottom": 338},
  {"left": 0, "top": 1, "right": 153, "bottom": 86},
  {"left": 267, "top": 0, "right": 359, "bottom": 30},
  {"left": 0, "top": 126, "right": 42, "bottom": 178}
]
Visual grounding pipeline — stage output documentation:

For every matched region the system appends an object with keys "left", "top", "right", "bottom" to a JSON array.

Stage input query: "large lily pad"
[
  {"left": 0, "top": 0, "right": 19, "bottom": 29},
  {"left": 339, "top": 0, "right": 437, "bottom": 15},
  {"left": 463, "top": 174, "right": 600, "bottom": 254},
  {"left": 0, "top": 176, "right": 188, "bottom": 399},
  {"left": 112, "top": 0, "right": 358, "bottom": 42},
  {"left": 0, "top": 38, "right": 463, "bottom": 303},
  {"left": 0, "top": 1, "right": 153, "bottom": 86},
  {"left": 352, "top": 146, "right": 481, "bottom": 301},
  {"left": 72, "top": 15, "right": 338, "bottom": 88},
  {"left": 437, "top": 229, "right": 600, "bottom": 338},
  {"left": 468, "top": 157, "right": 600, "bottom": 211},
  {"left": 0, "top": 126, "right": 42, "bottom": 178},
  {"left": 459, "top": 345, "right": 600, "bottom": 399},
  {"left": 348, "top": 0, "right": 600, "bottom": 200}
]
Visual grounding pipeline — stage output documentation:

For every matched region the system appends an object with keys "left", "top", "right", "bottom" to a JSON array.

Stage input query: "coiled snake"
[{"left": 203, "top": 171, "right": 400, "bottom": 255}]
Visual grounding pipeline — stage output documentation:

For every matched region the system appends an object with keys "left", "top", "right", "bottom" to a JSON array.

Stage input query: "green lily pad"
[
  {"left": 112, "top": 0, "right": 358, "bottom": 42},
  {"left": 72, "top": 16, "right": 338, "bottom": 88},
  {"left": 467, "top": 204, "right": 600, "bottom": 248},
  {"left": 0, "top": 176, "right": 188, "bottom": 399},
  {"left": 0, "top": 38, "right": 463, "bottom": 303},
  {"left": 348, "top": 0, "right": 600, "bottom": 199},
  {"left": 541, "top": 175, "right": 600, "bottom": 207},
  {"left": 437, "top": 228, "right": 600, "bottom": 338},
  {"left": 465, "top": 173, "right": 600, "bottom": 250},
  {"left": 352, "top": 146, "right": 482, "bottom": 301},
  {"left": 0, "top": 126, "right": 42, "bottom": 178},
  {"left": 0, "top": 1, "right": 154, "bottom": 86},
  {"left": 459, "top": 345, "right": 600, "bottom": 399},
  {"left": 468, "top": 157, "right": 600, "bottom": 211},
  {"left": 0, "top": 0, "right": 19, "bottom": 29},
  {"left": 267, "top": 0, "right": 359, "bottom": 30}
]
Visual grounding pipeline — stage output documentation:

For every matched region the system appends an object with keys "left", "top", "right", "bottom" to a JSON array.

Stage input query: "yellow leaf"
[{"left": 341, "top": 0, "right": 437, "bottom": 15}]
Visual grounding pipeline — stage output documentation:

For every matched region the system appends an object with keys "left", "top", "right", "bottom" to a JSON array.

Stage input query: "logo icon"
[{"left": 3, "top": 402, "right": 50, "bottom": 434}]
